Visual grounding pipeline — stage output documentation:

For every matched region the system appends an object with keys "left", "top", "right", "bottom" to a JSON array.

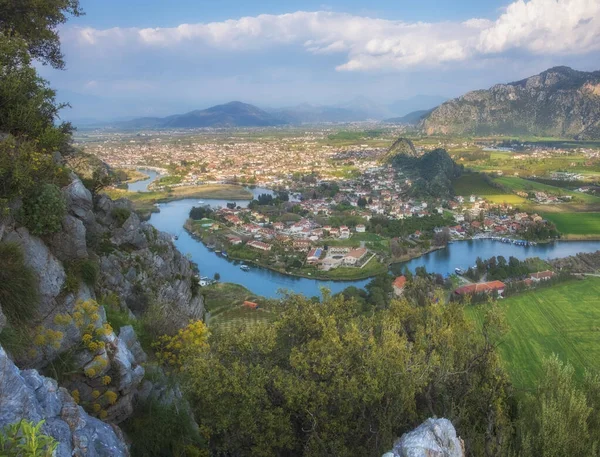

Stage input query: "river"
[
  {"left": 146, "top": 190, "right": 600, "bottom": 298},
  {"left": 127, "top": 169, "right": 160, "bottom": 192}
]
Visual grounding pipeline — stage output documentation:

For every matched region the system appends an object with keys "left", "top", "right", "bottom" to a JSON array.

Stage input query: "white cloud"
[{"left": 63, "top": 0, "right": 600, "bottom": 72}]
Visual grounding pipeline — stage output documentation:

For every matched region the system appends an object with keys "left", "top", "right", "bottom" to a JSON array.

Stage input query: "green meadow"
[
  {"left": 467, "top": 277, "right": 600, "bottom": 390},
  {"left": 543, "top": 212, "right": 600, "bottom": 238}
]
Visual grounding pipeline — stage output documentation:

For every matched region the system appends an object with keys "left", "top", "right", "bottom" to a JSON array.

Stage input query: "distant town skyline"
[{"left": 41, "top": 0, "right": 600, "bottom": 121}]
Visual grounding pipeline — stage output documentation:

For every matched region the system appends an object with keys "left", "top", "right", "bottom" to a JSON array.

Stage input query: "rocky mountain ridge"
[
  {"left": 0, "top": 169, "right": 204, "bottom": 455},
  {"left": 421, "top": 66, "right": 600, "bottom": 139}
]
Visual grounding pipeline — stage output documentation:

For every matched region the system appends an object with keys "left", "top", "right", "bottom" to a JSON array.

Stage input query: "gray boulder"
[
  {"left": 48, "top": 215, "right": 89, "bottom": 262},
  {"left": 385, "top": 418, "right": 464, "bottom": 457},
  {"left": 63, "top": 178, "right": 93, "bottom": 219},
  {"left": 0, "top": 346, "right": 129, "bottom": 457},
  {"left": 3, "top": 227, "right": 66, "bottom": 316}
]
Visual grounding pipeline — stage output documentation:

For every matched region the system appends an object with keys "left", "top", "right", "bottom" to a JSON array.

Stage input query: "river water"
[
  {"left": 146, "top": 190, "right": 600, "bottom": 298},
  {"left": 127, "top": 169, "right": 160, "bottom": 192}
]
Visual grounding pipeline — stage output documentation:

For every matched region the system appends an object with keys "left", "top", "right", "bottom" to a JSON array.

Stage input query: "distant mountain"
[
  {"left": 270, "top": 104, "right": 366, "bottom": 124},
  {"left": 270, "top": 97, "right": 394, "bottom": 124},
  {"left": 386, "top": 95, "right": 447, "bottom": 117},
  {"left": 421, "top": 66, "right": 600, "bottom": 139},
  {"left": 384, "top": 109, "right": 433, "bottom": 125},
  {"left": 119, "top": 102, "right": 286, "bottom": 129}
]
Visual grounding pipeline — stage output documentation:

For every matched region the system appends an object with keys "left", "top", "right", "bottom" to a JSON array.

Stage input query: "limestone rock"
[
  {"left": 63, "top": 178, "right": 93, "bottom": 219},
  {"left": 386, "top": 418, "right": 464, "bottom": 457},
  {"left": 48, "top": 215, "right": 88, "bottom": 261},
  {"left": 3, "top": 227, "right": 66, "bottom": 317},
  {"left": 0, "top": 307, "right": 6, "bottom": 333},
  {"left": 0, "top": 346, "right": 129, "bottom": 457}
]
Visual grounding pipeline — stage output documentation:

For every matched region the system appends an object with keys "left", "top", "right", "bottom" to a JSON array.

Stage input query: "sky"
[{"left": 40, "top": 0, "right": 600, "bottom": 121}]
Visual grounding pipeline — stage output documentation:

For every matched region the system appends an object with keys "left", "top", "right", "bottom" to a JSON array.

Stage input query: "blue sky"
[{"left": 41, "top": 0, "right": 600, "bottom": 121}]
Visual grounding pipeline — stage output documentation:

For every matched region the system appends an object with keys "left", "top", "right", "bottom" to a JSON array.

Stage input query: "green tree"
[
  {"left": 514, "top": 356, "right": 600, "bottom": 457},
  {"left": 166, "top": 293, "right": 511, "bottom": 457},
  {"left": 0, "top": 0, "right": 83, "bottom": 69}
]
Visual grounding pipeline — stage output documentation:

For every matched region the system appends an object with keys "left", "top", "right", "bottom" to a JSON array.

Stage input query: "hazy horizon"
[{"left": 40, "top": 0, "right": 600, "bottom": 121}]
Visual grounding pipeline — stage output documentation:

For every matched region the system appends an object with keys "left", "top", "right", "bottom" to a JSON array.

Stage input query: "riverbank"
[
  {"left": 105, "top": 185, "right": 254, "bottom": 217},
  {"left": 185, "top": 220, "right": 404, "bottom": 282},
  {"left": 117, "top": 168, "right": 150, "bottom": 184}
]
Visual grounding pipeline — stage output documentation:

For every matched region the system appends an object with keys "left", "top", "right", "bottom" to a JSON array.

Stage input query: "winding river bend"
[
  {"left": 127, "top": 169, "right": 160, "bottom": 192},
  {"left": 146, "top": 190, "right": 600, "bottom": 298}
]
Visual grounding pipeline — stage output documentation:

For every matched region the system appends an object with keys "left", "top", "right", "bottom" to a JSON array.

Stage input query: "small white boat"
[
  {"left": 197, "top": 200, "right": 204, "bottom": 204},
  {"left": 455, "top": 267, "right": 464, "bottom": 275},
  {"left": 240, "top": 265, "right": 250, "bottom": 271}
]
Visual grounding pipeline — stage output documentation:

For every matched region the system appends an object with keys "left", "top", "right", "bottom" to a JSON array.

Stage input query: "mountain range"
[
  {"left": 420, "top": 66, "right": 600, "bottom": 139},
  {"left": 117, "top": 101, "right": 286, "bottom": 129},
  {"left": 102, "top": 95, "right": 446, "bottom": 129}
]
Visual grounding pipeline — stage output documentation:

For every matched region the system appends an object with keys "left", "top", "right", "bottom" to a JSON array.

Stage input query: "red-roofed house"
[
  {"left": 530, "top": 270, "right": 555, "bottom": 282},
  {"left": 454, "top": 280, "right": 505, "bottom": 297},
  {"left": 393, "top": 276, "right": 407, "bottom": 296}
]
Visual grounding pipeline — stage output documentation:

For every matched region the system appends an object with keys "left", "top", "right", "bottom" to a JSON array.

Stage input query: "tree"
[
  {"left": 165, "top": 293, "right": 512, "bottom": 457},
  {"left": 514, "top": 356, "right": 600, "bottom": 456},
  {"left": 213, "top": 272, "right": 220, "bottom": 281},
  {"left": 433, "top": 227, "right": 451, "bottom": 247},
  {"left": 0, "top": 0, "right": 83, "bottom": 69},
  {"left": 0, "top": 37, "right": 72, "bottom": 148}
]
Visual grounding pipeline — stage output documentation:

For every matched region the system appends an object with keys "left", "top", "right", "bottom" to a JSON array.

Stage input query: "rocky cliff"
[
  {"left": 0, "top": 172, "right": 204, "bottom": 454},
  {"left": 421, "top": 66, "right": 600, "bottom": 139}
]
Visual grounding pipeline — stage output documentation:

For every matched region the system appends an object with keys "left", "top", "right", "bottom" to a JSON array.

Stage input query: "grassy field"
[
  {"left": 467, "top": 278, "right": 600, "bottom": 390},
  {"left": 105, "top": 184, "right": 253, "bottom": 214},
  {"left": 452, "top": 173, "right": 528, "bottom": 205},
  {"left": 495, "top": 176, "right": 600, "bottom": 204},
  {"left": 543, "top": 212, "right": 600, "bottom": 237},
  {"left": 201, "top": 282, "right": 273, "bottom": 330}
]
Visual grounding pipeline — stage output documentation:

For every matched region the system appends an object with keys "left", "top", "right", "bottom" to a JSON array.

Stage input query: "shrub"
[
  {"left": 77, "top": 259, "right": 99, "bottom": 287},
  {"left": 20, "top": 183, "right": 66, "bottom": 236},
  {"left": 0, "top": 242, "right": 39, "bottom": 324},
  {"left": 0, "top": 420, "right": 58, "bottom": 456},
  {"left": 121, "top": 399, "right": 205, "bottom": 457},
  {"left": 111, "top": 207, "right": 131, "bottom": 227}
]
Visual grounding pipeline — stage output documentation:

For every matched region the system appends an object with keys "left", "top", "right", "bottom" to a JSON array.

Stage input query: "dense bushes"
[
  {"left": 121, "top": 398, "right": 205, "bottom": 457},
  {"left": 0, "top": 242, "right": 39, "bottom": 324},
  {"left": 513, "top": 356, "right": 600, "bottom": 456},
  {"left": 111, "top": 207, "right": 131, "bottom": 227},
  {"left": 19, "top": 183, "right": 66, "bottom": 235},
  {"left": 163, "top": 294, "right": 511, "bottom": 456}
]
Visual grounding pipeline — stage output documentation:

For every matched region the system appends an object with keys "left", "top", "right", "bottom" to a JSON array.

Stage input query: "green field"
[
  {"left": 543, "top": 212, "right": 600, "bottom": 237},
  {"left": 452, "top": 173, "right": 527, "bottom": 205},
  {"left": 495, "top": 176, "right": 600, "bottom": 204},
  {"left": 468, "top": 278, "right": 600, "bottom": 390},
  {"left": 202, "top": 282, "right": 273, "bottom": 330}
]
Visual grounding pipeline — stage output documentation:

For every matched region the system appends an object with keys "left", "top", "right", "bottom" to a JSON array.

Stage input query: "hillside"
[
  {"left": 120, "top": 101, "right": 286, "bottom": 129},
  {"left": 386, "top": 138, "right": 463, "bottom": 198},
  {"left": 421, "top": 66, "right": 600, "bottom": 139},
  {"left": 385, "top": 109, "right": 432, "bottom": 125}
]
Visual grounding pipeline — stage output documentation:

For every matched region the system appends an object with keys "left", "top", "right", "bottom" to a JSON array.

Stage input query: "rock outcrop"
[
  {"left": 383, "top": 418, "right": 464, "bottom": 457},
  {"left": 0, "top": 346, "right": 129, "bottom": 457},
  {"left": 421, "top": 66, "right": 600, "bottom": 139},
  {"left": 0, "top": 174, "right": 203, "bottom": 430}
]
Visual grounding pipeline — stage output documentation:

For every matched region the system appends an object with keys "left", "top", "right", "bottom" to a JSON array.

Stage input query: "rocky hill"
[
  {"left": 120, "top": 101, "right": 286, "bottom": 129},
  {"left": 421, "top": 66, "right": 600, "bottom": 139},
  {"left": 0, "top": 170, "right": 204, "bottom": 455}
]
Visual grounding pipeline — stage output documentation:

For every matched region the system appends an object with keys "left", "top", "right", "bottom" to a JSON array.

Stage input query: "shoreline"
[{"left": 184, "top": 222, "right": 441, "bottom": 282}]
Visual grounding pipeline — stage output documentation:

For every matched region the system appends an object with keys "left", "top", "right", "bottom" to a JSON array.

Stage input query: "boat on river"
[
  {"left": 455, "top": 267, "right": 465, "bottom": 275},
  {"left": 240, "top": 264, "right": 250, "bottom": 271}
]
